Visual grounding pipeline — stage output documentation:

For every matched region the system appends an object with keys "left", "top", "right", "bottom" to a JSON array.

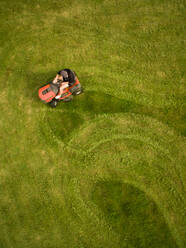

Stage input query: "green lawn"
[{"left": 0, "top": 0, "right": 185, "bottom": 247}]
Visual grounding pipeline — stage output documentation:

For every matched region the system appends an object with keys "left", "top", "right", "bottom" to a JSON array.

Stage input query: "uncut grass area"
[{"left": 0, "top": 0, "right": 185, "bottom": 248}]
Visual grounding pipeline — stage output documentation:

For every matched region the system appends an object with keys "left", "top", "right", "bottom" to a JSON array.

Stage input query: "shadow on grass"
[
  {"left": 92, "top": 181, "right": 177, "bottom": 248},
  {"left": 45, "top": 90, "right": 139, "bottom": 141},
  {"left": 43, "top": 90, "right": 185, "bottom": 141},
  {"left": 62, "top": 90, "right": 137, "bottom": 114}
]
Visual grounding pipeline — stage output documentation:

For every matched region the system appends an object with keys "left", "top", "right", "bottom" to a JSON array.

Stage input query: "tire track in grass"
[
  {"left": 43, "top": 91, "right": 185, "bottom": 147},
  {"left": 44, "top": 105, "right": 185, "bottom": 247},
  {"left": 68, "top": 114, "right": 185, "bottom": 247},
  {"left": 61, "top": 178, "right": 122, "bottom": 248}
]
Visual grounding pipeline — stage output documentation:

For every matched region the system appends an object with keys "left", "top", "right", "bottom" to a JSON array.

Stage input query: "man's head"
[{"left": 58, "top": 70, "right": 68, "bottom": 82}]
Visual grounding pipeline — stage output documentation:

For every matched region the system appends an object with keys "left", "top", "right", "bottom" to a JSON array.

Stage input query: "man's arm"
[
  {"left": 55, "top": 82, "right": 69, "bottom": 99},
  {"left": 52, "top": 74, "right": 60, "bottom": 84}
]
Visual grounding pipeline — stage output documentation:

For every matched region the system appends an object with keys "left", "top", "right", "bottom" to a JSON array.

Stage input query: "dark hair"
[
  {"left": 58, "top": 69, "right": 76, "bottom": 85},
  {"left": 58, "top": 70, "right": 68, "bottom": 81}
]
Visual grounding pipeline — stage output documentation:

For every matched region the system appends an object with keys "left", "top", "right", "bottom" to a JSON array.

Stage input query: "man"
[{"left": 53, "top": 69, "right": 78, "bottom": 99}]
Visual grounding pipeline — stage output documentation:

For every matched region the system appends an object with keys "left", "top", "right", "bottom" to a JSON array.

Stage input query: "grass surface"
[{"left": 0, "top": 0, "right": 185, "bottom": 247}]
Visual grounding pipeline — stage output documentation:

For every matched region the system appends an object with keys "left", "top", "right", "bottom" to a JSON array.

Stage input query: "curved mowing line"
[
  {"left": 87, "top": 136, "right": 185, "bottom": 200},
  {"left": 70, "top": 135, "right": 172, "bottom": 156},
  {"left": 39, "top": 98, "right": 185, "bottom": 247},
  {"left": 75, "top": 133, "right": 185, "bottom": 198},
  {"left": 60, "top": 112, "right": 185, "bottom": 246},
  {"left": 61, "top": 175, "right": 178, "bottom": 248},
  {"left": 62, "top": 180, "right": 122, "bottom": 247},
  {"left": 66, "top": 113, "right": 183, "bottom": 150}
]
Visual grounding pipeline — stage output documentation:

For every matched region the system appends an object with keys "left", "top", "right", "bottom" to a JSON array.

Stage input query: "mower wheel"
[
  {"left": 49, "top": 99, "right": 58, "bottom": 108},
  {"left": 73, "top": 87, "right": 83, "bottom": 96}
]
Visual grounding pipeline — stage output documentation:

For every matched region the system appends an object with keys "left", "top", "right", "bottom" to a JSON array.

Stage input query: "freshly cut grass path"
[{"left": 0, "top": 0, "right": 185, "bottom": 248}]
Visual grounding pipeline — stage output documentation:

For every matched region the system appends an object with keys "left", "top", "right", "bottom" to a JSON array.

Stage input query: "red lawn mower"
[{"left": 38, "top": 78, "right": 83, "bottom": 107}]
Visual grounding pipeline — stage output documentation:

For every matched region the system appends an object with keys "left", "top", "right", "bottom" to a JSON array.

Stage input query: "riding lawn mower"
[{"left": 38, "top": 79, "right": 83, "bottom": 107}]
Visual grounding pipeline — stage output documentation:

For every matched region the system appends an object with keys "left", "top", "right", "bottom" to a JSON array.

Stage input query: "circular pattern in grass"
[
  {"left": 65, "top": 113, "right": 185, "bottom": 247},
  {"left": 92, "top": 181, "right": 177, "bottom": 248},
  {"left": 45, "top": 110, "right": 84, "bottom": 142}
]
